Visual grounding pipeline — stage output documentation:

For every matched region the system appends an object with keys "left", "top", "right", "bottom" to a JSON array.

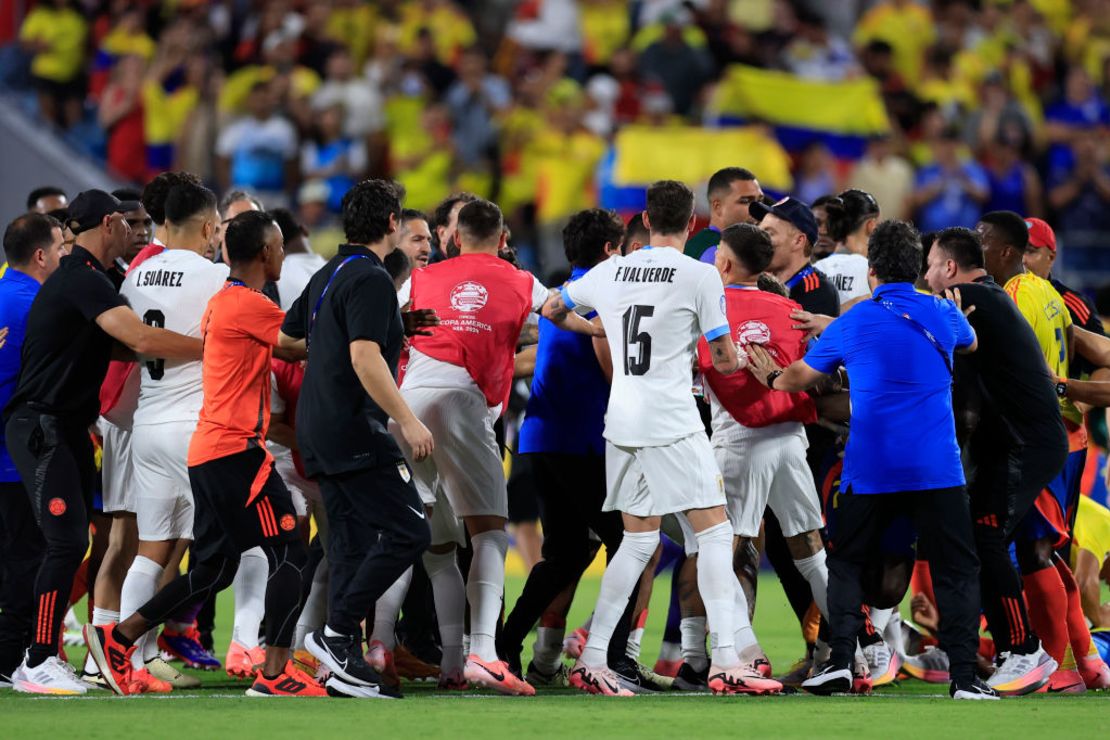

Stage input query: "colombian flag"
[{"left": 710, "top": 65, "right": 891, "bottom": 159}]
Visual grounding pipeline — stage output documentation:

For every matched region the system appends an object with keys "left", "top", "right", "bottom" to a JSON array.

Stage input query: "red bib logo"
[
  {"left": 450, "top": 281, "right": 488, "bottom": 312},
  {"left": 736, "top": 320, "right": 771, "bottom": 346},
  {"left": 48, "top": 498, "right": 66, "bottom": 516},
  {"left": 279, "top": 514, "right": 296, "bottom": 532}
]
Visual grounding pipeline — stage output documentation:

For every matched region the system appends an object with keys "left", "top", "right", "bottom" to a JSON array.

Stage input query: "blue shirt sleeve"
[{"left": 803, "top": 314, "right": 846, "bottom": 374}]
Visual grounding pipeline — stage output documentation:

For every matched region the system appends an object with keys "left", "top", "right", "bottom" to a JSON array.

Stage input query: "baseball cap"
[
  {"left": 750, "top": 196, "right": 819, "bottom": 247},
  {"left": 1025, "top": 217, "right": 1056, "bottom": 252},
  {"left": 67, "top": 189, "right": 140, "bottom": 235}
]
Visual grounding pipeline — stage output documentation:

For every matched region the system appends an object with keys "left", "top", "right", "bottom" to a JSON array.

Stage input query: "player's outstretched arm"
[
  {"left": 707, "top": 334, "right": 744, "bottom": 375},
  {"left": 540, "top": 289, "right": 604, "bottom": 338},
  {"left": 1073, "top": 548, "right": 1110, "bottom": 628},
  {"left": 275, "top": 330, "right": 307, "bottom": 361},
  {"left": 746, "top": 344, "right": 826, "bottom": 393},
  {"left": 1074, "top": 325, "right": 1110, "bottom": 368},
  {"left": 96, "top": 306, "right": 202, "bottom": 360},
  {"left": 350, "top": 338, "right": 433, "bottom": 461},
  {"left": 789, "top": 309, "right": 834, "bottom": 341}
]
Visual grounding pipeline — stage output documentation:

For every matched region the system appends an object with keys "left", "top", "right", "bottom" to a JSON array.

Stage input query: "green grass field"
[{"left": 2, "top": 573, "right": 1106, "bottom": 739}]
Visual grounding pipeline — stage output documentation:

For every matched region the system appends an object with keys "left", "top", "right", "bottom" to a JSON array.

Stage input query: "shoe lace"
[{"left": 45, "top": 658, "right": 80, "bottom": 683}]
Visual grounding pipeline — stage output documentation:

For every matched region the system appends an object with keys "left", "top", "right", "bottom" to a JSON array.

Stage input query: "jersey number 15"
[{"left": 622, "top": 305, "right": 654, "bottom": 376}]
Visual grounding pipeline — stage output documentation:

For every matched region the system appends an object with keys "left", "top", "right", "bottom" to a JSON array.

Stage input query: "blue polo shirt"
[
  {"left": 518, "top": 266, "right": 609, "bottom": 456},
  {"left": 804, "top": 282, "right": 975, "bottom": 495},
  {"left": 0, "top": 268, "right": 42, "bottom": 482}
]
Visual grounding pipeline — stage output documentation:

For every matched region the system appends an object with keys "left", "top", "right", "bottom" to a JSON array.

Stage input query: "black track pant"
[{"left": 0, "top": 481, "right": 46, "bottom": 675}]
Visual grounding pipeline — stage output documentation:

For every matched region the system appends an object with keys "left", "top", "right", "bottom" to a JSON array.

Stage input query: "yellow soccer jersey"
[
  {"left": 1070, "top": 495, "right": 1110, "bottom": 574},
  {"left": 1005, "top": 271, "right": 1079, "bottom": 423}
]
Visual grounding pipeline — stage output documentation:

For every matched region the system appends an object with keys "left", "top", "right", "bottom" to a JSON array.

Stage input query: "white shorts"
[
  {"left": 100, "top": 418, "right": 134, "bottom": 514},
  {"left": 604, "top": 433, "right": 725, "bottom": 518},
  {"left": 131, "top": 421, "right": 195, "bottom": 541},
  {"left": 713, "top": 424, "right": 823, "bottom": 538},
  {"left": 393, "top": 386, "right": 507, "bottom": 521},
  {"left": 275, "top": 453, "right": 320, "bottom": 517}
]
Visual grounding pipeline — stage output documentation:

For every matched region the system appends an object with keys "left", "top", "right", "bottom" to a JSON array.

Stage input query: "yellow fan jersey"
[
  {"left": 1004, "top": 271, "right": 1079, "bottom": 424},
  {"left": 1070, "top": 495, "right": 1110, "bottom": 574}
]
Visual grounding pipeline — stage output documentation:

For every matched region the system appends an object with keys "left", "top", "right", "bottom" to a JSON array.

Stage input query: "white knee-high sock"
[
  {"left": 794, "top": 549, "right": 829, "bottom": 620},
  {"left": 680, "top": 616, "right": 708, "bottom": 672},
  {"left": 531, "top": 626, "right": 565, "bottom": 673},
  {"left": 293, "top": 557, "right": 328, "bottom": 651},
  {"left": 869, "top": 606, "right": 893, "bottom": 638},
  {"left": 695, "top": 522, "right": 738, "bottom": 669},
  {"left": 231, "top": 547, "right": 267, "bottom": 649},
  {"left": 731, "top": 572, "right": 759, "bottom": 656},
  {"left": 581, "top": 530, "right": 658, "bottom": 669},
  {"left": 120, "top": 556, "right": 162, "bottom": 670},
  {"left": 467, "top": 530, "right": 508, "bottom": 662},
  {"left": 371, "top": 566, "right": 412, "bottom": 650},
  {"left": 884, "top": 610, "right": 906, "bottom": 658},
  {"left": 424, "top": 548, "right": 466, "bottom": 675}
]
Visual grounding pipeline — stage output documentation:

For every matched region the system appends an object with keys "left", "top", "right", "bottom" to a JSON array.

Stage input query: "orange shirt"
[{"left": 187, "top": 283, "right": 285, "bottom": 467}]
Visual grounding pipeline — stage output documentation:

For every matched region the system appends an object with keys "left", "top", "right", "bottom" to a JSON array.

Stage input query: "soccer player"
[
  {"left": 814, "top": 189, "right": 880, "bottom": 306},
  {"left": 978, "top": 210, "right": 1109, "bottom": 691},
  {"left": 432, "top": 192, "right": 478, "bottom": 260},
  {"left": 543, "top": 179, "right": 781, "bottom": 697},
  {"left": 924, "top": 226, "right": 1065, "bottom": 694},
  {"left": 697, "top": 224, "right": 830, "bottom": 662},
  {"left": 281, "top": 180, "right": 433, "bottom": 699},
  {"left": 1021, "top": 218, "right": 1106, "bottom": 348},
  {"left": 396, "top": 208, "right": 433, "bottom": 270},
  {"left": 85, "top": 210, "right": 323, "bottom": 698},
  {"left": 622, "top": 212, "right": 649, "bottom": 256},
  {"left": 684, "top": 167, "right": 764, "bottom": 262},
  {"left": 115, "top": 181, "right": 229, "bottom": 691},
  {"left": 272, "top": 208, "right": 326, "bottom": 312},
  {"left": 747, "top": 220, "right": 994, "bottom": 700},
  {"left": 5, "top": 190, "right": 201, "bottom": 695},
  {"left": 26, "top": 186, "right": 68, "bottom": 215},
  {"left": 394, "top": 198, "right": 590, "bottom": 696},
  {"left": 0, "top": 214, "right": 64, "bottom": 687}
]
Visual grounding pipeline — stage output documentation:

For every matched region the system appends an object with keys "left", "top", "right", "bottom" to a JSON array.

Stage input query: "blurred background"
[{"left": 1, "top": 0, "right": 1109, "bottom": 296}]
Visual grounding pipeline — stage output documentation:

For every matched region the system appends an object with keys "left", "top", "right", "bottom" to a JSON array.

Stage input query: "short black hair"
[
  {"left": 720, "top": 223, "right": 774, "bottom": 274},
  {"left": 456, "top": 199, "right": 503, "bottom": 246},
  {"left": 384, "top": 248, "right": 412, "bottom": 284},
  {"left": 622, "top": 211, "right": 648, "bottom": 255},
  {"left": 270, "top": 207, "right": 306, "bottom": 242},
  {"left": 400, "top": 208, "right": 428, "bottom": 225},
  {"left": 26, "top": 186, "right": 66, "bottom": 211},
  {"left": 164, "top": 182, "right": 217, "bottom": 224},
  {"left": 224, "top": 210, "right": 278, "bottom": 264},
  {"left": 342, "top": 179, "right": 405, "bottom": 244},
  {"left": 707, "top": 167, "right": 756, "bottom": 200},
  {"left": 979, "top": 210, "right": 1029, "bottom": 251},
  {"left": 824, "top": 189, "right": 880, "bottom": 242},
  {"left": 433, "top": 192, "right": 478, "bottom": 229},
  {"left": 4, "top": 213, "right": 60, "bottom": 266},
  {"left": 868, "top": 220, "right": 922, "bottom": 284},
  {"left": 646, "top": 180, "right": 694, "bottom": 236},
  {"left": 563, "top": 208, "right": 624, "bottom": 268},
  {"left": 142, "top": 171, "right": 203, "bottom": 225},
  {"left": 219, "top": 189, "right": 262, "bottom": 218},
  {"left": 930, "top": 226, "right": 984, "bottom": 270}
]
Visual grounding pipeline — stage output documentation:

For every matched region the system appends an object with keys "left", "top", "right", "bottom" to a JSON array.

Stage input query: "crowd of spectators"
[{"left": 4, "top": 0, "right": 1110, "bottom": 283}]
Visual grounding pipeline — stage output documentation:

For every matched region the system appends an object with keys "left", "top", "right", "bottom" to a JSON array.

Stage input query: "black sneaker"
[
  {"left": 305, "top": 630, "right": 382, "bottom": 688},
  {"left": 612, "top": 656, "right": 672, "bottom": 693},
  {"left": 672, "top": 662, "right": 709, "bottom": 691},
  {"left": 950, "top": 677, "right": 1000, "bottom": 701},
  {"left": 801, "top": 663, "right": 853, "bottom": 695}
]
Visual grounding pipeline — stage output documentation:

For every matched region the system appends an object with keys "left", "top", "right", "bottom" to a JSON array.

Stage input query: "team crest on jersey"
[
  {"left": 450, "top": 281, "right": 488, "bottom": 312},
  {"left": 48, "top": 498, "right": 66, "bottom": 516},
  {"left": 735, "top": 320, "right": 771, "bottom": 346},
  {"left": 279, "top": 514, "right": 296, "bottom": 532},
  {"left": 397, "top": 462, "right": 412, "bottom": 483}
]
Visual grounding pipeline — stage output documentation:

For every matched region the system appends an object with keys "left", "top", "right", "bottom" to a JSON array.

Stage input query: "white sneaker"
[
  {"left": 146, "top": 657, "right": 202, "bottom": 689},
  {"left": 902, "top": 646, "right": 950, "bottom": 683},
  {"left": 13, "top": 655, "right": 88, "bottom": 695},
  {"left": 0, "top": 673, "right": 13, "bottom": 689},
  {"left": 987, "top": 645, "right": 1057, "bottom": 696}
]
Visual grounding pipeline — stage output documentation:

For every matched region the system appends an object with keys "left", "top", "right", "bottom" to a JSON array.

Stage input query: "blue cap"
[{"left": 750, "top": 196, "right": 818, "bottom": 248}]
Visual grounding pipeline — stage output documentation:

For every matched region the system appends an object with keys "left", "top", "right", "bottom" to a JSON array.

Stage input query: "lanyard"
[
  {"left": 784, "top": 265, "right": 814, "bottom": 292},
  {"left": 226, "top": 278, "right": 247, "bottom": 288},
  {"left": 308, "top": 255, "right": 367, "bottom": 347},
  {"left": 872, "top": 295, "right": 953, "bottom": 376}
]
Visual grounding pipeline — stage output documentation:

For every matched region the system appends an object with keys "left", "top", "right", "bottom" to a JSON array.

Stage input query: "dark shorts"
[
  {"left": 820, "top": 459, "right": 916, "bottom": 560},
  {"left": 1016, "top": 448, "right": 1085, "bottom": 548},
  {"left": 188, "top": 447, "right": 300, "bottom": 562},
  {"left": 507, "top": 453, "right": 541, "bottom": 524}
]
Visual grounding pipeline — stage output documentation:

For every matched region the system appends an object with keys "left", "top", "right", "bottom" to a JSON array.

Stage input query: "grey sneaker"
[{"left": 986, "top": 645, "right": 1056, "bottom": 695}]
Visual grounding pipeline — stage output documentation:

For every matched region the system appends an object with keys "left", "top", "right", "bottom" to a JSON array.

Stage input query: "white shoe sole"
[
  {"left": 325, "top": 675, "right": 394, "bottom": 699},
  {"left": 952, "top": 689, "right": 1000, "bottom": 700},
  {"left": 304, "top": 632, "right": 378, "bottom": 689}
]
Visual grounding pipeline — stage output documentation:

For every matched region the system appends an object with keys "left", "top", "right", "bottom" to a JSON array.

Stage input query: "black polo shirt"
[
  {"left": 953, "top": 276, "right": 1067, "bottom": 457},
  {"left": 282, "top": 244, "right": 405, "bottom": 477},
  {"left": 787, "top": 265, "right": 841, "bottom": 318},
  {"left": 4, "top": 246, "right": 127, "bottom": 425}
]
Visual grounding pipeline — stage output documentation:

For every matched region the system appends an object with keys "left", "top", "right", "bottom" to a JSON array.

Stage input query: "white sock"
[
  {"left": 120, "top": 556, "right": 162, "bottom": 670},
  {"left": 85, "top": 607, "right": 121, "bottom": 673},
  {"left": 294, "top": 557, "right": 328, "bottom": 650},
  {"left": 794, "top": 549, "right": 829, "bottom": 620},
  {"left": 467, "top": 530, "right": 509, "bottom": 662},
  {"left": 695, "top": 522, "right": 738, "bottom": 669},
  {"left": 884, "top": 610, "right": 906, "bottom": 658},
  {"left": 423, "top": 549, "right": 466, "bottom": 675},
  {"left": 658, "top": 640, "right": 682, "bottom": 663},
  {"left": 231, "top": 547, "right": 267, "bottom": 649},
  {"left": 626, "top": 626, "right": 644, "bottom": 661},
  {"left": 869, "top": 606, "right": 892, "bottom": 636},
  {"left": 581, "top": 530, "right": 658, "bottom": 669},
  {"left": 731, "top": 572, "right": 759, "bottom": 655},
  {"left": 680, "top": 616, "right": 708, "bottom": 672},
  {"left": 370, "top": 567, "right": 412, "bottom": 650},
  {"left": 531, "top": 626, "right": 565, "bottom": 673}
]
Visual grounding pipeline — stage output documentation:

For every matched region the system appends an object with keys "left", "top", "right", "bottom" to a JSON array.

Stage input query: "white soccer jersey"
[
  {"left": 122, "top": 249, "right": 230, "bottom": 426},
  {"left": 815, "top": 252, "right": 870, "bottom": 304},
  {"left": 278, "top": 252, "right": 326, "bottom": 311},
  {"left": 563, "top": 246, "right": 728, "bottom": 447}
]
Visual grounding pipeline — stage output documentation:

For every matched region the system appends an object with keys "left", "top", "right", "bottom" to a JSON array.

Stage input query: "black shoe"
[
  {"left": 611, "top": 656, "right": 672, "bottom": 693},
  {"left": 800, "top": 663, "right": 852, "bottom": 696},
  {"left": 672, "top": 662, "right": 709, "bottom": 691},
  {"left": 504, "top": 650, "right": 523, "bottom": 681},
  {"left": 305, "top": 630, "right": 382, "bottom": 688},
  {"left": 950, "top": 677, "right": 1000, "bottom": 701}
]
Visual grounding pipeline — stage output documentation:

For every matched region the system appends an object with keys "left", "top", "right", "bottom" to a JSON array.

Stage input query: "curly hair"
[
  {"left": 563, "top": 208, "right": 624, "bottom": 268},
  {"left": 141, "top": 171, "right": 203, "bottom": 226},
  {"left": 867, "top": 220, "right": 922, "bottom": 284},
  {"left": 342, "top": 179, "right": 405, "bottom": 245}
]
